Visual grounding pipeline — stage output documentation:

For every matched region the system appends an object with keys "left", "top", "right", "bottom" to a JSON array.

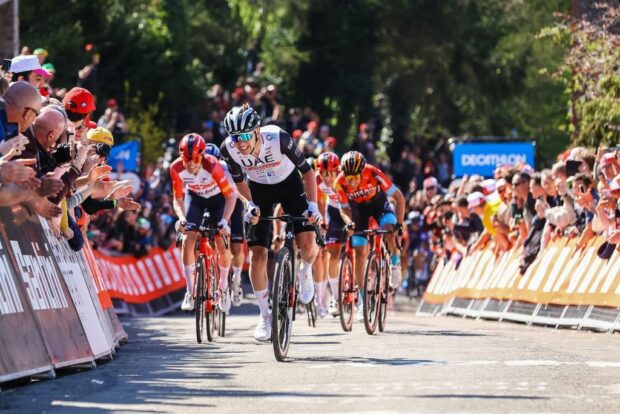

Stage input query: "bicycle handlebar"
[{"left": 245, "top": 214, "right": 325, "bottom": 248}]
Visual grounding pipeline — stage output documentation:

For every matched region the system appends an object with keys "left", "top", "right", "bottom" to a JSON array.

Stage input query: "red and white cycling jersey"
[
  {"left": 170, "top": 155, "right": 233, "bottom": 199},
  {"left": 317, "top": 174, "right": 340, "bottom": 209}
]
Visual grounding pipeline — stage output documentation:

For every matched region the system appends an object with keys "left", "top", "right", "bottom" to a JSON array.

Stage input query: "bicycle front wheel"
[
  {"left": 195, "top": 256, "right": 206, "bottom": 344},
  {"left": 206, "top": 260, "right": 217, "bottom": 342},
  {"left": 378, "top": 255, "right": 389, "bottom": 333},
  {"left": 363, "top": 252, "right": 380, "bottom": 335},
  {"left": 272, "top": 248, "right": 294, "bottom": 361},
  {"left": 338, "top": 252, "right": 354, "bottom": 332}
]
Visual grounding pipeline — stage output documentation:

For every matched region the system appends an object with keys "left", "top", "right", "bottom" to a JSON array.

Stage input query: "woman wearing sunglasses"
[{"left": 219, "top": 104, "right": 322, "bottom": 343}]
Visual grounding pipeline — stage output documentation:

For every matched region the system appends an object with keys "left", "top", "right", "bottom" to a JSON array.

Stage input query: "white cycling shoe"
[
  {"left": 328, "top": 299, "right": 339, "bottom": 316},
  {"left": 181, "top": 292, "right": 194, "bottom": 311},
  {"left": 219, "top": 289, "right": 231, "bottom": 314},
  {"left": 356, "top": 304, "right": 364, "bottom": 322},
  {"left": 389, "top": 264, "right": 402, "bottom": 289},
  {"left": 254, "top": 314, "right": 272, "bottom": 342},
  {"left": 232, "top": 281, "right": 243, "bottom": 307},
  {"left": 299, "top": 276, "right": 315, "bottom": 305}
]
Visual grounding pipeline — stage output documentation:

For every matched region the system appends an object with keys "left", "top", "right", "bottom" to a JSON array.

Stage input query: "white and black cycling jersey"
[{"left": 220, "top": 125, "right": 311, "bottom": 185}]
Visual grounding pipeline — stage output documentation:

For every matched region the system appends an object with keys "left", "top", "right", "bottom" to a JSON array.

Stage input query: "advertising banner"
[
  {"left": 452, "top": 141, "right": 535, "bottom": 177},
  {"left": 1, "top": 207, "right": 93, "bottom": 368},
  {"left": 0, "top": 220, "right": 52, "bottom": 382},
  {"left": 108, "top": 140, "right": 140, "bottom": 173},
  {"left": 39, "top": 219, "right": 114, "bottom": 359}
]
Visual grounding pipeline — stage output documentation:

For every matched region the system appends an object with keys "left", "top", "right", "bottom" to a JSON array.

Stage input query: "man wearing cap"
[
  {"left": 468, "top": 190, "right": 501, "bottom": 251},
  {"left": 599, "top": 153, "right": 619, "bottom": 189},
  {"left": 62, "top": 87, "right": 97, "bottom": 143},
  {"left": 410, "top": 177, "right": 442, "bottom": 211},
  {"left": 9, "top": 55, "right": 50, "bottom": 89}
]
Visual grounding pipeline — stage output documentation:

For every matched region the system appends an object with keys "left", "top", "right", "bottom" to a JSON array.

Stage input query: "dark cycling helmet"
[
  {"left": 340, "top": 151, "right": 366, "bottom": 175},
  {"left": 223, "top": 103, "right": 261, "bottom": 135},
  {"left": 179, "top": 133, "right": 206, "bottom": 164},
  {"left": 205, "top": 143, "right": 221, "bottom": 160},
  {"left": 315, "top": 151, "right": 340, "bottom": 172}
]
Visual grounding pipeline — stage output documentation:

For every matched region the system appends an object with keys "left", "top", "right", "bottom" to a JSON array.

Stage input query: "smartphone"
[{"left": 566, "top": 160, "right": 582, "bottom": 177}]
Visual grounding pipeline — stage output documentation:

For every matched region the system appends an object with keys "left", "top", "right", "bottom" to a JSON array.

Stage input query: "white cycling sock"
[
  {"left": 319, "top": 280, "right": 328, "bottom": 308},
  {"left": 219, "top": 266, "right": 230, "bottom": 291},
  {"left": 328, "top": 277, "right": 339, "bottom": 299},
  {"left": 232, "top": 266, "right": 242, "bottom": 284},
  {"left": 183, "top": 264, "right": 196, "bottom": 294},
  {"left": 299, "top": 260, "right": 313, "bottom": 282},
  {"left": 255, "top": 288, "right": 271, "bottom": 317}
]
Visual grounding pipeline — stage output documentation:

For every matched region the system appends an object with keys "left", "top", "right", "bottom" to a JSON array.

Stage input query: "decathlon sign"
[{"left": 453, "top": 142, "right": 535, "bottom": 177}]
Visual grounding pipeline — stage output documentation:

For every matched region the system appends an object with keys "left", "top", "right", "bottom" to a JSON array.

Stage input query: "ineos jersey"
[
  {"left": 170, "top": 155, "right": 233, "bottom": 199},
  {"left": 220, "top": 125, "right": 311, "bottom": 185}
]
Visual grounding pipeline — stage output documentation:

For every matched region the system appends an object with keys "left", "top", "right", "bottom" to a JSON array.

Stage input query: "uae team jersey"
[
  {"left": 334, "top": 164, "right": 397, "bottom": 206},
  {"left": 170, "top": 154, "right": 233, "bottom": 199},
  {"left": 220, "top": 125, "right": 311, "bottom": 185},
  {"left": 317, "top": 174, "right": 341, "bottom": 209}
]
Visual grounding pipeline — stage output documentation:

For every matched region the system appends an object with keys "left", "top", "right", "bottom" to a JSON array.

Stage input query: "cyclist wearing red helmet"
[
  {"left": 314, "top": 152, "right": 346, "bottom": 317},
  {"left": 334, "top": 151, "right": 406, "bottom": 320},
  {"left": 170, "top": 133, "right": 237, "bottom": 313}
]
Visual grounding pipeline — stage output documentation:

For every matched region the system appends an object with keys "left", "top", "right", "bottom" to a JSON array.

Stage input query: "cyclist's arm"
[
  {"left": 372, "top": 165, "right": 405, "bottom": 224},
  {"left": 169, "top": 161, "right": 186, "bottom": 222},
  {"left": 334, "top": 179, "right": 354, "bottom": 226},
  {"left": 317, "top": 178, "right": 327, "bottom": 217},
  {"left": 280, "top": 130, "right": 317, "bottom": 203},
  {"left": 204, "top": 156, "right": 237, "bottom": 222}
]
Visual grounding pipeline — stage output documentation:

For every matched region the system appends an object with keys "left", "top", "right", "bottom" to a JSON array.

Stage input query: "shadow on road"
[
  {"left": 412, "top": 394, "right": 549, "bottom": 400},
  {"left": 386, "top": 329, "right": 489, "bottom": 337}
]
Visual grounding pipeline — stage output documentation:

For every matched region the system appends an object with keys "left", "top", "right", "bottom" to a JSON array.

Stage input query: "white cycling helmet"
[{"left": 223, "top": 103, "right": 261, "bottom": 135}]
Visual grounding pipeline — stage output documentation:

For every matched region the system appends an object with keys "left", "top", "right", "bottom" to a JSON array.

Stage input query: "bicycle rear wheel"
[
  {"left": 338, "top": 252, "right": 354, "bottom": 332},
  {"left": 206, "top": 260, "right": 217, "bottom": 342},
  {"left": 272, "top": 248, "right": 294, "bottom": 361},
  {"left": 363, "top": 252, "right": 380, "bottom": 335},
  {"left": 378, "top": 257, "right": 389, "bottom": 332},
  {"left": 195, "top": 256, "right": 206, "bottom": 344}
]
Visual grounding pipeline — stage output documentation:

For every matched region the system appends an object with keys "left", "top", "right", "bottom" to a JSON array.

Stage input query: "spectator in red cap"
[
  {"left": 292, "top": 129, "right": 302, "bottom": 140},
  {"left": 599, "top": 153, "right": 619, "bottom": 188},
  {"left": 323, "top": 136, "right": 337, "bottom": 153},
  {"left": 63, "top": 87, "right": 97, "bottom": 141}
]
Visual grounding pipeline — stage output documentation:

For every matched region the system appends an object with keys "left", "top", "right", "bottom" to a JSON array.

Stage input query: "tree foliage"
[{"left": 19, "top": 0, "right": 579, "bottom": 166}]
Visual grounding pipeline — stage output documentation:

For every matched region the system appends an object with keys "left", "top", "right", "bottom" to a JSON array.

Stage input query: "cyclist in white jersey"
[{"left": 220, "top": 104, "right": 323, "bottom": 342}]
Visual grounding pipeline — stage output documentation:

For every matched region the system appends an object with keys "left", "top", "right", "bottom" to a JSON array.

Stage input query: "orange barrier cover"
[{"left": 92, "top": 247, "right": 185, "bottom": 304}]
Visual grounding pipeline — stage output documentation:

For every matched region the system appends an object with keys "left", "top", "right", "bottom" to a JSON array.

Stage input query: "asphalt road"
[{"left": 2, "top": 297, "right": 620, "bottom": 414}]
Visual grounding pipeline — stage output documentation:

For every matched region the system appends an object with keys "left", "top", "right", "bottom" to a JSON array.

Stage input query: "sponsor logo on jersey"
[
  {"left": 350, "top": 186, "right": 378, "bottom": 199},
  {"left": 266, "top": 134, "right": 274, "bottom": 141}
]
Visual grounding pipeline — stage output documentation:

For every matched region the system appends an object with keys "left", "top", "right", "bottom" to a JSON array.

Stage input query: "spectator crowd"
[{"left": 3, "top": 45, "right": 619, "bottom": 301}]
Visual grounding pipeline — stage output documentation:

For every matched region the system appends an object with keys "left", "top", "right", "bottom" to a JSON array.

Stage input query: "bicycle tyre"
[
  {"left": 338, "top": 252, "right": 354, "bottom": 332},
  {"left": 272, "top": 248, "right": 294, "bottom": 362},
  {"left": 378, "top": 255, "right": 389, "bottom": 332},
  {"left": 363, "top": 252, "right": 380, "bottom": 335},
  {"left": 306, "top": 299, "right": 317, "bottom": 328},
  {"left": 195, "top": 256, "right": 206, "bottom": 344},
  {"left": 206, "top": 260, "right": 217, "bottom": 342}
]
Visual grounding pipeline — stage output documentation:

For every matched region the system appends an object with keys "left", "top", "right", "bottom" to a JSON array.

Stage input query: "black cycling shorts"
[
  {"left": 352, "top": 192, "right": 396, "bottom": 232},
  {"left": 230, "top": 198, "right": 244, "bottom": 243},
  {"left": 184, "top": 191, "right": 225, "bottom": 232},
  {"left": 248, "top": 171, "right": 313, "bottom": 248},
  {"left": 325, "top": 205, "right": 345, "bottom": 245}
]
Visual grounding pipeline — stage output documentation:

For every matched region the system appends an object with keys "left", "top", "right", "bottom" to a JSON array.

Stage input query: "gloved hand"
[
  {"left": 244, "top": 201, "right": 260, "bottom": 224},
  {"left": 175, "top": 220, "right": 186, "bottom": 233},
  {"left": 344, "top": 221, "right": 355, "bottom": 235},
  {"left": 305, "top": 201, "right": 323, "bottom": 225},
  {"left": 217, "top": 218, "right": 231, "bottom": 236}
]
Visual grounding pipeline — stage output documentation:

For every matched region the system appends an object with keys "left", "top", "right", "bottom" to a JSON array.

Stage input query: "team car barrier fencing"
[
  {"left": 0, "top": 206, "right": 127, "bottom": 386},
  {"left": 417, "top": 236, "right": 620, "bottom": 332}
]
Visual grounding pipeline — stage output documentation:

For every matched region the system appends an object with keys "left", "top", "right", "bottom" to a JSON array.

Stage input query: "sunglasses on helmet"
[{"left": 231, "top": 132, "right": 254, "bottom": 142}]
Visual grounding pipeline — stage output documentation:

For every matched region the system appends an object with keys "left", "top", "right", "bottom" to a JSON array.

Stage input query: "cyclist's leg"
[
  {"left": 247, "top": 181, "right": 274, "bottom": 319},
  {"left": 351, "top": 203, "right": 370, "bottom": 291},
  {"left": 182, "top": 192, "right": 207, "bottom": 296},
  {"left": 206, "top": 194, "right": 232, "bottom": 292},
  {"left": 324, "top": 205, "right": 344, "bottom": 301},
  {"left": 377, "top": 200, "right": 400, "bottom": 287},
  {"left": 230, "top": 199, "right": 245, "bottom": 288}
]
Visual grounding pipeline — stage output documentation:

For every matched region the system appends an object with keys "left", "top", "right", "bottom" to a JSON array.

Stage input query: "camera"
[
  {"left": 51, "top": 143, "right": 72, "bottom": 165},
  {"left": 95, "top": 143, "right": 111, "bottom": 158}
]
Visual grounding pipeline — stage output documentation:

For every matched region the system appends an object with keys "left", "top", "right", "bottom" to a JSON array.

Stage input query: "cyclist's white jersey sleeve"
[{"left": 219, "top": 125, "right": 311, "bottom": 185}]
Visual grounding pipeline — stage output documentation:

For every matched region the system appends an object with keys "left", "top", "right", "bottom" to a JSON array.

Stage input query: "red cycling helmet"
[
  {"left": 315, "top": 151, "right": 340, "bottom": 172},
  {"left": 179, "top": 133, "right": 206, "bottom": 164}
]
